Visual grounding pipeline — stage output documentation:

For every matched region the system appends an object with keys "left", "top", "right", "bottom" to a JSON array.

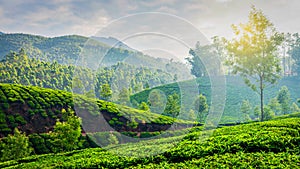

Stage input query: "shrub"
[{"left": 0, "top": 128, "right": 33, "bottom": 161}]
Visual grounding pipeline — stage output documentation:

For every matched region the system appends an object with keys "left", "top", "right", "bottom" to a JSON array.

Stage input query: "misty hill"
[
  {"left": 91, "top": 36, "right": 135, "bottom": 51},
  {"left": 0, "top": 32, "right": 192, "bottom": 80}
]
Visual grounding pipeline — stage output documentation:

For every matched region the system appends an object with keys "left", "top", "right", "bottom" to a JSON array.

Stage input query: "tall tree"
[
  {"left": 164, "top": 93, "right": 180, "bottom": 119},
  {"left": 240, "top": 100, "right": 252, "bottom": 122},
  {"left": 225, "top": 6, "right": 283, "bottom": 121},
  {"left": 99, "top": 83, "right": 112, "bottom": 101},
  {"left": 194, "top": 94, "right": 209, "bottom": 123},
  {"left": 276, "top": 86, "right": 291, "bottom": 114},
  {"left": 186, "top": 42, "right": 208, "bottom": 77},
  {"left": 118, "top": 87, "right": 130, "bottom": 106},
  {"left": 268, "top": 97, "right": 281, "bottom": 115},
  {"left": 289, "top": 33, "right": 300, "bottom": 75}
]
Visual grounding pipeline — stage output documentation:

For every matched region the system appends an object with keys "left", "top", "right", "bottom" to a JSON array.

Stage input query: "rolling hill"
[
  {"left": 0, "top": 32, "right": 193, "bottom": 81},
  {"left": 131, "top": 76, "right": 300, "bottom": 123},
  {"left": 0, "top": 83, "right": 192, "bottom": 138}
]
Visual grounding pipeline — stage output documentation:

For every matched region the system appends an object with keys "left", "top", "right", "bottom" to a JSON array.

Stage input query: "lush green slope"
[
  {"left": 0, "top": 83, "right": 190, "bottom": 138},
  {"left": 131, "top": 76, "right": 300, "bottom": 123},
  {"left": 1, "top": 113, "right": 299, "bottom": 168}
]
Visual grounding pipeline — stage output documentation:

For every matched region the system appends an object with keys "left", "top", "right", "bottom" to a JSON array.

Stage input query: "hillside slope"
[
  {"left": 1, "top": 113, "right": 299, "bottom": 168},
  {"left": 0, "top": 83, "right": 190, "bottom": 138},
  {"left": 131, "top": 76, "right": 300, "bottom": 123}
]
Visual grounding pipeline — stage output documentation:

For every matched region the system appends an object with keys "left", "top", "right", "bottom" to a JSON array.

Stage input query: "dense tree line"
[{"left": 0, "top": 50, "right": 174, "bottom": 99}]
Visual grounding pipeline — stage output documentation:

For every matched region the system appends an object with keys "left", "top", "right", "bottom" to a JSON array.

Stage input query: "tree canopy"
[{"left": 225, "top": 6, "right": 283, "bottom": 121}]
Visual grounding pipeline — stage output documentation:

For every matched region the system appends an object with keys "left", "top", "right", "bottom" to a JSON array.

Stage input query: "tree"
[
  {"left": 268, "top": 98, "right": 281, "bottom": 115},
  {"left": 187, "top": 109, "right": 197, "bottom": 122},
  {"left": 194, "top": 94, "right": 209, "bottom": 123},
  {"left": 225, "top": 6, "right": 283, "bottom": 121},
  {"left": 185, "top": 42, "right": 208, "bottom": 77},
  {"left": 240, "top": 100, "right": 252, "bottom": 122},
  {"left": 118, "top": 87, "right": 130, "bottom": 106},
  {"left": 0, "top": 128, "right": 33, "bottom": 161},
  {"left": 253, "top": 105, "right": 260, "bottom": 120},
  {"left": 277, "top": 86, "right": 291, "bottom": 114},
  {"left": 164, "top": 93, "right": 180, "bottom": 119},
  {"left": 51, "top": 109, "right": 81, "bottom": 153},
  {"left": 291, "top": 102, "right": 300, "bottom": 113},
  {"left": 263, "top": 105, "right": 275, "bottom": 120},
  {"left": 148, "top": 89, "right": 166, "bottom": 114},
  {"left": 289, "top": 33, "right": 300, "bottom": 75},
  {"left": 99, "top": 83, "right": 112, "bottom": 101}
]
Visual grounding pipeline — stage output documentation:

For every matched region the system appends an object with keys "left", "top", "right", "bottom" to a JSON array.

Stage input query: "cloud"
[
  {"left": 216, "top": 0, "right": 232, "bottom": 3},
  {"left": 0, "top": 0, "right": 300, "bottom": 39}
]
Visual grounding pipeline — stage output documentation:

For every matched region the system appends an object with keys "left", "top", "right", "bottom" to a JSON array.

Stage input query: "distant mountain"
[
  {"left": 91, "top": 36, "right": 135, "bottom": 52},
  {"left": 0, "top": 32, "right": 193, "bottom": 80},
  {"left": 0, "top": 33, "right": 148, "bottom": 65},
  {"left": 0, "top": 32, "right": 4, "bottom": 35}
]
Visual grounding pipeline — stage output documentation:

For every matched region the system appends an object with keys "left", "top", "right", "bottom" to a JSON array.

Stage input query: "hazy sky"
[{"left": 1, "top": 0, "right": 299, "bottom": 60}]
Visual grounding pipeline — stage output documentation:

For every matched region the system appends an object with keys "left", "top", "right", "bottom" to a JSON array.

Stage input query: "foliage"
[
  {"left": 0, "top": 50, "right": 175, "bottom": 99},
  {"left": 186, "top": 41, "right": 222, "bottom": 77},
  {"left": 186, "top": 42, "right": 207, "bottom": 77},
  {"left": 291, "top": 102, "right": 300, "bottom": 113},
  {"left": 0, "top": 115, "right": 299, "bottom": 168},
  {"left": 277, "top": 86, "right": 291, "bottom": 114},
  {"left": 99, "top": 83, "right": 112, "bottom": 101},
  {"left": 0, "top": 83, "right": 192, "bottom": 138},
  {"left": 131, "top": 76, "right": 300, "bottom": 123},
  {"left": 224, "top": 6, "right": 284, "bottom": 121},
  {"left": 0, "top": 128, "right": 33, "bottom": 161},
  {"left": 240, "top": 100, "right": 252, "bottom": 122},
  {"left": 50, "top": 109, "right": 82, "bottom": 153},
  {"left": 194, "top": 94, "right": 209, "bottom": 123},
  {"left": 263, "top": 105, "right": 275, "bottom": 120},
  {"left": 138, "top": 102, "right": 150, "bottom": 111},
  {"left": 268, "top": 97, "right": 282, "bottom": 115},
  {"left": 163, "top": 93, "right": 180, "bottom": 119},
  {"left": 289, "top": 33, "right": 300, "bottom": 75}
]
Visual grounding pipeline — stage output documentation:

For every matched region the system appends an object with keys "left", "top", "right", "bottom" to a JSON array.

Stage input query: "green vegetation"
[
  {"left": 0, "top": 83, "right": 192, "bottom": 138},
  {"left": 240, "top": 100, "right": 252, "bottom": 122},
  {"left": 1, "top": 6, "right": 300, "bottom": 168},
  {"left": 0, "top": 113, "right": 298, "bottom": 168},
  {"left": 194, "top": 94, "right": 209, "bottom": 122},
  {"left": 131, "top": 76, "right": 300, "bottom": 123},
  {"left": 0, "top": 50, "right": 174, "bottom": 96},
  {"left": 224, "top": 7, "right": 284, "bottom": 121},
  {"left": 0, "top": 128, "right": 32, "bottom": 161},
  {"left": 0, "top": 33, "right": 192, "bottom": 81},
  {"left": 277, "top": 86, "right": 291, "bottom": 114},
  {"left": 50, "top": 109, "right": 82, "bottom": 153}
]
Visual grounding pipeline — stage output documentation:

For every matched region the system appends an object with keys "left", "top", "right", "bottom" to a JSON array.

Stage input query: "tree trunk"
[{"left": 260, "top": 76, "right": 264, "bottom": 121}]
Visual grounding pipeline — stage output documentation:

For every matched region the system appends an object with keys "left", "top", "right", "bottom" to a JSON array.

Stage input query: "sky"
[{"left": 1, "top": 0, "right": 300, "bottom": 60}]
